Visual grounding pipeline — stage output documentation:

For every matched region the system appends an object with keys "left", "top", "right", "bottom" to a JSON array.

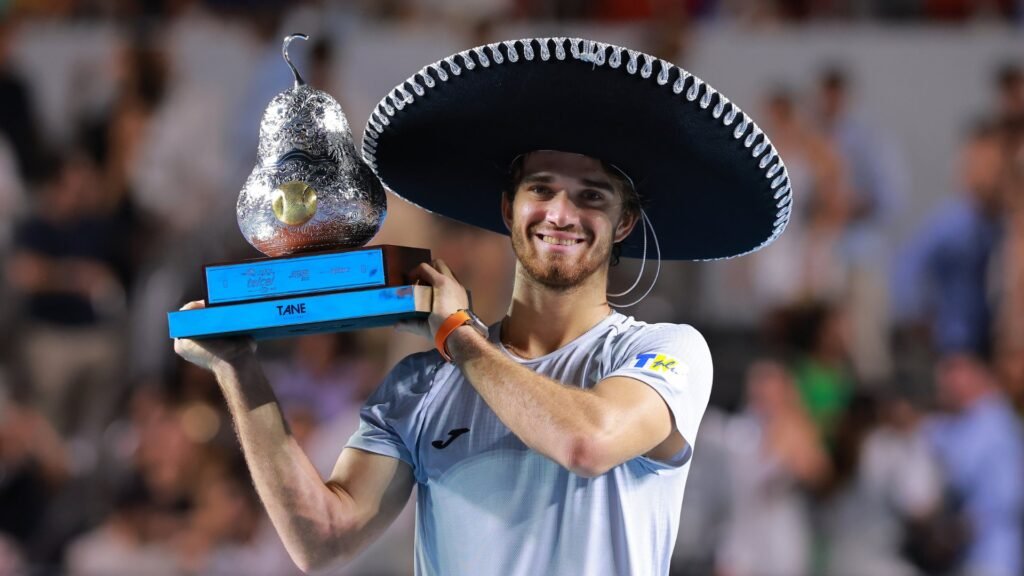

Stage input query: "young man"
[{"left": 176, "top": 37, "right": 792, "bottom": 575}]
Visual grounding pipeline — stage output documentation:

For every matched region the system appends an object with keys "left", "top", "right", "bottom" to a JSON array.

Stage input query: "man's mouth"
[{"left": 537, "top": 234, "right": 584, "bottom": 246}]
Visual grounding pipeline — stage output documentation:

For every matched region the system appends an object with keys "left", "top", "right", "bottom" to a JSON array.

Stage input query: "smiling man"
[{"left": 175, "top": 38, "right": 792, "bottom": 576}]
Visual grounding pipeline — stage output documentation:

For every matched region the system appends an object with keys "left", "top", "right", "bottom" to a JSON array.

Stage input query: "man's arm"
[
  {"left": 405, "top": 262, "right": 685, "bottom": 478},
  {"left": 450, "top": 330, "right": 683, "bottom": 477},
  {"left": 175, "top": 301, "right": 414, "bottom": 573}
]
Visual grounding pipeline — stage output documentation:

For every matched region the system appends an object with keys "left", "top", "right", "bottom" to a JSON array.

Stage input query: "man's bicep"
[
  {"left": 592, "top": 375, "right": 685, "bottom": 464},
  {"left": 326, "top": 447, "right": 414, "bottom": 545},
  {"left": 605, "top": 326, "right": 714, "bottom": 455}
]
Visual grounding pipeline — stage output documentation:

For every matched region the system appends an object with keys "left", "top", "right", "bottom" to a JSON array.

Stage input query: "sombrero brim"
[{"left": 362, "top": 37, "right": 792, "bottom": 260}]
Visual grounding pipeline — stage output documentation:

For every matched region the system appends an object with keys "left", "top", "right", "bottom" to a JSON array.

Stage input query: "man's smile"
[{"left": 537, "top": 234, "right": 585, "bottom": 247}]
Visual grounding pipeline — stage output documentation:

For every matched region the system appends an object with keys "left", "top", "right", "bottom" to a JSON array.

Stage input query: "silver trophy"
[
  {"left": 168, "top": 34, "right": 431, "bottom": 341},
  {"left": 238, "top": 33, "right": 386, "bottom": 256}
]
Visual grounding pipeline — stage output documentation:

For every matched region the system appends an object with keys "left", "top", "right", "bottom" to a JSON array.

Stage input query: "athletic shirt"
[{"left": 346, "top": 312, "right": 714, "bottom": 576}]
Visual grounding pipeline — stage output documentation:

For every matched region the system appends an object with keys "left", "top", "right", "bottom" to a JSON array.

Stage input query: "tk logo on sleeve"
[{"left": 633, "top": 352, "right": 684, "bottom": 375}]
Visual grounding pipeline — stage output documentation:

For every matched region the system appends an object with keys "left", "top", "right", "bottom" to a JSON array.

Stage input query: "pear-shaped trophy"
[{"left": 168, "top": 34, "right": 431, "bottom": 340}]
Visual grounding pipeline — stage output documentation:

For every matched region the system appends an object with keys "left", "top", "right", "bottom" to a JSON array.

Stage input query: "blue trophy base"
[{"left": 168, "top": 285, "right": 431, "bottom": 340}]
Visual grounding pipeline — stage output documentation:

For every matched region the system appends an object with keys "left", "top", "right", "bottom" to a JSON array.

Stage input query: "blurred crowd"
[
  {"left": 3, "top": 0, "right": 1024, "bottom": 25},
  {"left": 0, "top": 1, "right": 1023, "bottom": 575}
]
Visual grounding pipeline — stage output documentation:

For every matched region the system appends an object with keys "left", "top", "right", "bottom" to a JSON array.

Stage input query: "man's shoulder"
[
  {"left": 376, "top": 349, "right": 447, "bottom": 394},
  {"left": 611, "top": 314, "right": 707, "bottom": 347},
  {"left": 606, "top": 315, "right": 711, "bottom": 368}
]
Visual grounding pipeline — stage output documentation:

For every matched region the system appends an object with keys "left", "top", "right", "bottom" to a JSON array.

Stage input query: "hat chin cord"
[{"left": 607, "top": 207, "right": 661, "bottom": 309}]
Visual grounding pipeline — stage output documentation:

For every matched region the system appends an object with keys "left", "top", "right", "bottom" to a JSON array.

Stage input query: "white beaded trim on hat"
[{"left": 362, "top": 37, "right": 792, "bottom": 260}]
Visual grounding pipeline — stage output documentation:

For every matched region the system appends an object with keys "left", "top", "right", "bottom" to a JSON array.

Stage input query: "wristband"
[{"left": 435, "top": 310, "right": 473, "bottom": 362}]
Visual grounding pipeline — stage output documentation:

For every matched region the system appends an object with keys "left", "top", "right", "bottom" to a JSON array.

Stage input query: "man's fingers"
[
  {"left": 433, "top": 259, "right": 458, "bottom": 281},
  {"left": 180, "top": 300, "right": 206, "bottom": 311},
  {"left": 410, "top": 262, "right": 445, "bottom": 286}
]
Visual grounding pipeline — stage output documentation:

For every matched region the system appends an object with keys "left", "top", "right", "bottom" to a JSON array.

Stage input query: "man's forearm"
[
  {"left": 212, "top": 357, "right": 358, "bottom": 571},
  {"left": 446, "top": 328, "right": 613, "bottom": 476}
]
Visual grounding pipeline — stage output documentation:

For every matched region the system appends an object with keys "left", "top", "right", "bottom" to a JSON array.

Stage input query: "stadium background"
[{"left": 0, "top": 1, "right": 1023, "bottom": 574}]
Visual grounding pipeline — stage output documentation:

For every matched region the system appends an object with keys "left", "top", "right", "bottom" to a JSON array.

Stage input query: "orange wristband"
[{"left": 435, "top": 310, "right": 472, "bottom": 362}]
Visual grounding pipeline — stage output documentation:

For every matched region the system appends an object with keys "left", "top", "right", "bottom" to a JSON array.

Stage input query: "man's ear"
[
  {"left": 501, "top": 191, "right": 513, "bottom": 232},
  {"left": 613, "top": 209, "right": 640, "bottom": 243}
]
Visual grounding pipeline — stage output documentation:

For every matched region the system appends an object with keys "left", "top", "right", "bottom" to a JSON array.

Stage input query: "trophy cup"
[{"left": 168, "top": 34, "right": 431, "bottom": 340}]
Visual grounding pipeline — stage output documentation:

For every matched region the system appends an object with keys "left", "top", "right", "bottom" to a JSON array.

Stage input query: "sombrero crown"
[{"left": 362, "top": 37, "right": 792, "bottom": 260}]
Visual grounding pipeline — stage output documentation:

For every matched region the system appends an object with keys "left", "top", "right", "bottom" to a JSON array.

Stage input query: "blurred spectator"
[
  {"left": 816, "top": 65, "right": 908, "bottom": 384},
  {"left": 894, "top": 119, "right": 1004, "bottom": 357},
  {"left": 924, "top": 354, "right": 1024, "bottom": 576},
  {"left": 752, "top": 87, "right": 850, "bottom": 312},
  {"left": 263, "top": 332, "right": 379, "bottom": 427},
  {"left": 699, "top": 87, "right": 850, "bottom": 328},
  {"left": 923, "top": 0, "right": 1018, "bottom": 21},
  {"left": 82, "top": 34, "right": 168, "bottom": 207},
  {"left": 7, "top": 150, "right": 127, "bottom": 443},
  {"left": 128, "top": 20, "right": 249, "bottom": 381},
  {"left": 821, "top": 392, "right": 942, "bottom": 576},
  {"left": 715, "top": 360, "right": 831, "bottom": 576},
  {"left": 0, "top": 134, "right": 25, "bottom": 348},
  {"left": 515, "top": 0, "right": 593, "bottom": 19},
  {"left": 993, "top": 62, "right": 1024, "bottom": 125},
  {"left": 174, "top": 457, "right": 295, "bottom": 575},
  {"left": 996, "top": 126, "right": 1024, "bottom": 410},
  {"left": 0, "top": 534, "right": 24, "bottom": 576},
  {"left": 229, "top": 5, "right": 300, "bottom": 188},
  {"left": 65, "top": 474, "right": 178, "bottom": 576},
  {"left": 819, "top": 65, "right": 909, "bottom": 237},
  {"left": 0, "top": 135, "right": 24, "bottom": 252},
  {"left": 0, "top": 19, "right": 43, "bottom": 182},
  {"left": 67, "top": 386, "right": 209, "bottom": 575},
  {"left": 0, "top": 396, "right": 70, "bottom": 551},
  {"left": 783, "top": 301, "right": 856, "bottom": 442},
  {"left": 416, "top": 0, "right": 513, "bottom": 23}
]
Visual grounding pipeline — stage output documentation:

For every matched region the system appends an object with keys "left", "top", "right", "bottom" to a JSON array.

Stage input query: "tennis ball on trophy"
[{"left": 237, "top": 34, "right": 387, "bottom": 257}]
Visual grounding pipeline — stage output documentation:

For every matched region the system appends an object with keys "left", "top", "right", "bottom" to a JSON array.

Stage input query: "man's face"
[
  {"left": 502, "top": 151, "right": 636, "bottom": 289},
  {"left": 936, "top": 354, "right": 986, "bottom": 411},
  {"left": 961, "top": 135, "right": 1003, "bottom": 205}
]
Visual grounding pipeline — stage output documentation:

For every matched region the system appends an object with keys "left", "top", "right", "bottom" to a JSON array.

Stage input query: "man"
[
  {"left": 816, "top": 65, "right": 908, "bottom": 385},
  {"left": 176, "top": 37, "right": 791, "bottom": 575},
  {"left": 894, "top": 119, "right": 1004, "bottom": 357},
  {"left": 925, "top": 354, "right": 1024, "bottom": 576}
]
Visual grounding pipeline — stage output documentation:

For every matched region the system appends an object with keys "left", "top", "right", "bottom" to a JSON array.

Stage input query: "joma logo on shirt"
[{"left": 633, "top": 353, "right": 680, "bottom": 374}]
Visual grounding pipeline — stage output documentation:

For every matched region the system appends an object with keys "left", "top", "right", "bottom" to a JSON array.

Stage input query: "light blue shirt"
[
  {"left": 893, "top": 196, "right": 1001, "bottom": 354},
  {"left": 926, "top": 394, "right": 1024, "bottom": 576},
  {"left": 346, "top": 312, "right": 713, "bottom": 576}
]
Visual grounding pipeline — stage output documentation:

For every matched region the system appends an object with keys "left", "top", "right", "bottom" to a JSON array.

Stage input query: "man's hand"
[
  {"left": 173, "top": 300, "right": 257, "bottom": 372},
  {"left": 396, "top": 259, "right": 470, "bottom": 339}
]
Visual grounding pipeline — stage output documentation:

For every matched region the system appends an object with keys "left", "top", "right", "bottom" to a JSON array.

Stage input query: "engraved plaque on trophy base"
[{"left": 168, "top": 245, "right": 432, "bottom": 340}]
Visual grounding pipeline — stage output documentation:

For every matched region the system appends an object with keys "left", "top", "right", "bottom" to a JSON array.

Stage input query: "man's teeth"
[{"left": 540, "top": 235, "right": 581, "bottom": 246}]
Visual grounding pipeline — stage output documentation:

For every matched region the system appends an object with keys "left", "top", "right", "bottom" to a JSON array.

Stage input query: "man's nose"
[{"left": 545, "top": 190, "right": 580, "bottom": 227}]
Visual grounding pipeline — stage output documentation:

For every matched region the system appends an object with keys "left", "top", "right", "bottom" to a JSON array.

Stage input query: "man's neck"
[{"left": 501, "top": 264, "right": 613, "bottom": 359}]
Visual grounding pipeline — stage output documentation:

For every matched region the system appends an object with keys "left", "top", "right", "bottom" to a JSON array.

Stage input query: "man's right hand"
[{"left": 173, "top": 300, "right": 257, "bottom": 372}]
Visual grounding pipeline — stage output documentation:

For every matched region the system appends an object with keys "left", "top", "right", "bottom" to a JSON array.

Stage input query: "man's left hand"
[{"left": 397, "top": 259, "right": 470, "bottom": 339}]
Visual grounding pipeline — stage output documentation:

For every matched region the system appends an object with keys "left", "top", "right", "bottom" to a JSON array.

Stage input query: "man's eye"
[
  {"left": 582, "top": 190, "right": 605, "bottom": 202},
  {"left": 528, "top": 185, "right": 553, "bottom": 195}
]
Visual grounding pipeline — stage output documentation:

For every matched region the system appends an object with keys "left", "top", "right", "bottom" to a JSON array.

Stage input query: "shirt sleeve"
[
  {"left": 603, "top": 323, "right": 714, "bottom": 467},
  {"left": 345, "top": 350, "right": 442, "bottom": 475}
]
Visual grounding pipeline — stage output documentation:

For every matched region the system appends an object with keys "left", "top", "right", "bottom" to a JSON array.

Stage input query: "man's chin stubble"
[{"left": 514, "top": 242, "right": 606, "bottom": 291}]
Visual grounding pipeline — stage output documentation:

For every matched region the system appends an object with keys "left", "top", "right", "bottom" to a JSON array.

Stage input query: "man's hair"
[
  {"left": 963, "top": 115, "right": 1001, "bottom": 142},
  {"left": 819, "top": 64, "right": 850, "bottom": 93},
  {"left": 995, "top": 61, "right": 1022, "bottom": 91},
  {"left": 504, "top": 154, "right": 642, "bottom": 266}
]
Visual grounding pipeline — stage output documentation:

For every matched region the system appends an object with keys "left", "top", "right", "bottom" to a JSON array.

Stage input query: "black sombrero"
[{"left": 361, "top": 37, "right": 792, "bottom": 260}]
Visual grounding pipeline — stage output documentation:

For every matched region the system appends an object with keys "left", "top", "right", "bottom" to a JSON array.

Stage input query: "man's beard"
[{"left": 510, "top": 224, "right": 610, "bottom": 290}]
